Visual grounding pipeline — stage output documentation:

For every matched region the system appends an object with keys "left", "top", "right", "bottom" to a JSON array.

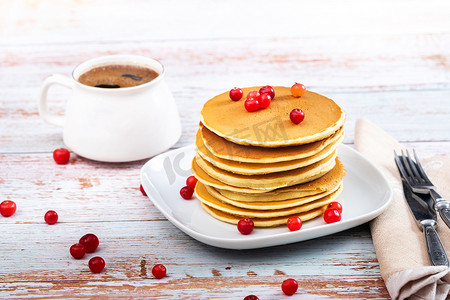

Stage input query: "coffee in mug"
[{"left": 78, "top": 64, "right": 160, "bottom": 88}]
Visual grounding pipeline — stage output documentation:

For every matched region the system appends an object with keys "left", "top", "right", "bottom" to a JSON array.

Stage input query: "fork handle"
[
  {"left": 423, "top": 222, "right": 449, "bottom": 267},
  {"left": 430, "top": 190, "right": 450, "bottom": 229},
  {"left": 436, "top": 202, "right": 450, "bottom": 229}
]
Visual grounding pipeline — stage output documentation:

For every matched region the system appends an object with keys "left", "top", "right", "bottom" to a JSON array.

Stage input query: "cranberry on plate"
[{"left": 237, "top": 218, "right": 254, "bottom": 235}]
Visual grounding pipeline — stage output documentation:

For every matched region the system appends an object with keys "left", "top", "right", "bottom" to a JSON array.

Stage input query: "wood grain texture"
[
  {"left": 1, "top": 40, "right": 450, "bottom": 152},
  {"left": 0, "top": 222, "right": 378, "bottom": 279},
  {"left": 0, "top": 221, "right": 388, "bottom": 298},
  {"left": 1, "top": 0, "right": 450, "bottom": 43},
  {"left": 1, "top": 0, "right": 449, "bottom": 298},
  {"left": 0, "top": 276, "right": 389, "bottom": 299}
]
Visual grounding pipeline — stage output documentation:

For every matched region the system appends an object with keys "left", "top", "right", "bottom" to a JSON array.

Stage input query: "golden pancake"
[
  {"left": 192, "top": 157, "right": 278, "bottom": 193},
  {"left": 204, "top": 182, "right": 343, "bottom": 210},
  {"left": 200, "top": 123, "right": 344, "bottom": 163},
  {"left": 196, "top": 181, "right": 343, "bottom": 219},
  {"left": 201, "top": 202, "right": 326, "bottom": 227},
  {"left": 194, "top": 151, "right": 336, "bottom": 190},
  {"left": 192, "top": 155, "right": 344, "bottom": 194},
  {"left": 216, "top": 158, "right": 346, "bottom": 201},
  {"left": 200, "top": 86, "right": 345, "bottom": 147},
  {"left": 196, "top": 128, "right": 343, "bottom": 175}
]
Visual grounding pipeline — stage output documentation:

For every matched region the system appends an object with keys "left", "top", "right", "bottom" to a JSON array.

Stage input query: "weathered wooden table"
[{"left": 1, "top": 0, "right": 449, "bottom": 298}]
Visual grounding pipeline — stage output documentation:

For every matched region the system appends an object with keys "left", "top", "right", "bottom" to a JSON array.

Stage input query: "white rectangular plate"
[{"left": 140, "top": 144, "right": 392, "bottom": 249}]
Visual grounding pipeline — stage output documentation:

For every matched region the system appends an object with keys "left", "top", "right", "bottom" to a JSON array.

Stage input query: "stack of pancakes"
[{"left": 192, "top": 86, "right": 346, "bottom": 227}]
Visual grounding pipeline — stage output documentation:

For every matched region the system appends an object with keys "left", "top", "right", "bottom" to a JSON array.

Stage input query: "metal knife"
[{"left": 401, "top": 180, "right": 449, "bottom": 267}]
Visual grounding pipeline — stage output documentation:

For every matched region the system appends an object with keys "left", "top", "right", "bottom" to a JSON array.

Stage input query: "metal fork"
[{"left": 394, "top": 149, "right": 450, "bottom": 229}]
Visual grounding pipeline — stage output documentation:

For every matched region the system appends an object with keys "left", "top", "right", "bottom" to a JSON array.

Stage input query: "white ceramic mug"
[{"left": 39, "top": 55, "right": 181, "bottom": 162}]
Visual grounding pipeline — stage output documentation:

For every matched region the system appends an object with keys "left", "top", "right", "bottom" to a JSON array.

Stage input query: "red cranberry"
[
  {"left": 140, "top": 184, "right": 147, "bottom": 196},
  {"left": 70, "top": 243, "right": 86, "bottom": 259},
  {"left": 287, "top": 216, "right": 302, "bottom": 231},
  {"left": 237, "top": 218, "right": 254, "bottom": 235},
  {"left": 186, "top": 176, "right": 198, "bottom": 189},
  {"left": 290, "top": 108, "right": 305, "bottom": 124},
  {"left": 152, "top": 263, "right": 167, "bottom": 279},
  {"left": 0, "top": 200, "right": 17, "bottom": 217},
  {"left": 229, "top": 87, "right": 244, "bottom": 101},
  {"left": 244, "top": 99, "right": 260, "bottom": 112},
  {"left": 53, "top": 148, "right": 70, "bottom": 164},
  {"left": 327, "top": 202, "right": 343, "bottom": 213},
  {"left": 323, "top": 209, "right": 342, "bottom": 224},
  {"left": 89, "top": 256, "right": 105, "bottom": 273},
  {"left": 282, "top": 278, "right": 298, "bottom": 296},
  {"left": 44, "top": 210, "right": 58, "bottom": 225},
  {"left": 180, "top": 186, "right": 194, "bottom": 199},
  {"left": 246, "top": 90, "right": 260, "bottom": 100},
  {"left": 79, "top": 233, "right": 99, "bottom": 253},
  {"left": 243, "top": 295, "right": 259, "bottom": 300},
  {"left": 259, "top": 85, "right": 275, "bottom": 99},
  {"left": 258, "top": 93, "right": 272, "bottom": 109}
]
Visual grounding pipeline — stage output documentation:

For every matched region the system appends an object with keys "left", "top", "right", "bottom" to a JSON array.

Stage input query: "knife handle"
[{"left": 423, "top": 222, "right": 449, "bottom": 267}]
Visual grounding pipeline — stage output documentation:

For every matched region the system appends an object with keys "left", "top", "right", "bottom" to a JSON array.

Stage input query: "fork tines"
[{"left": 394, "top": 149, "right": 432, "bottom": 187}]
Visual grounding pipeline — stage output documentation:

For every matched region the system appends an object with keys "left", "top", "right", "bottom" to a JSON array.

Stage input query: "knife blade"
[{"left": 401, "top": 180, "right": 449, "bottom": 267}]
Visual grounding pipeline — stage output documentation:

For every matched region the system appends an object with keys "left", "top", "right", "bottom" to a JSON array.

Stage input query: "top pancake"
[{"left": 200, "top": 86, "right": 345, "bottom": 147}]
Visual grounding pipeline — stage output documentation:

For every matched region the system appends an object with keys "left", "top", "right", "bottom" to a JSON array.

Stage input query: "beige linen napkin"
[{"left": 354, "top": 118, "right": 450, "bottom": 300}]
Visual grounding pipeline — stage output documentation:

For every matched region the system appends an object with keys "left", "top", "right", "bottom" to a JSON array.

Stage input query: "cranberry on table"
[
  {"left": 0, "top": 200, "right": 17, "bottom": 217},
  {"left": 152, "top": 263, "right": 167, "bottom": 279},
  {"left": 323, "top": 208, "right": 342, "bottom": 224},
  {"left": 88, "top": 256, "right": 105, "bottom": 273},
  {"left": 79, "top": 233, "right": 100, "bottom": 253},
  {"left": 290, "top": 83, "right": 306, "bottom": 97},
  {"left": 70, "top": 243, "right": 86, "bottom": 259},
  {"left": 229, "top": 87, "right": 244, "bottom": 101},
  {"left": 287, "top": 216, "right": 302, "bottom": 231},
  {"left": 44, "top": 210, "right": 58, "bottom": 225},
  {"left": 282, "top": 278, "right": 298, "bottom": 296},
  {"left": 259, "top": 85, "right": 275, "bottom": 99},
  {"left": 290, "top": 108, "right": 305, "bottom": 124},
  {"left": 180, "top": 186, "right": 194, "bottom": 200},
  {"left": 186, "top": 176, "right": 198, "bottom": 189},
  {"left": 257, "top": 93, "right": 272, "bottom": 109},
  {"left": 53, "top": 148, "right": 70, "bottom": 164},
  {"left": 139, "top": 184, "right": 147, "bottom": 196},
  {"left": 244, "top": 99, "right": 260, "bottom": 112},
  {"left": 243, "top": 295, "right": 259, "bottom": 300},
  {"left": 327, "top": 201, "right": 343, "bottom": 213},
  {"left": 237, "top": 218, "right": 254, "bottom": 235}
]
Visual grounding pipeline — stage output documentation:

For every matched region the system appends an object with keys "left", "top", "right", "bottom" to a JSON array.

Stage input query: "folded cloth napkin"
[{"left": 354, "top": 118, "right": 450, "bottom": 300}]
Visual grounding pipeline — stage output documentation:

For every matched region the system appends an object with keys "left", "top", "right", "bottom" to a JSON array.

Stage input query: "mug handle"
[{"left": 39, "top": 74, "right": 74, "bottom": 127}]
